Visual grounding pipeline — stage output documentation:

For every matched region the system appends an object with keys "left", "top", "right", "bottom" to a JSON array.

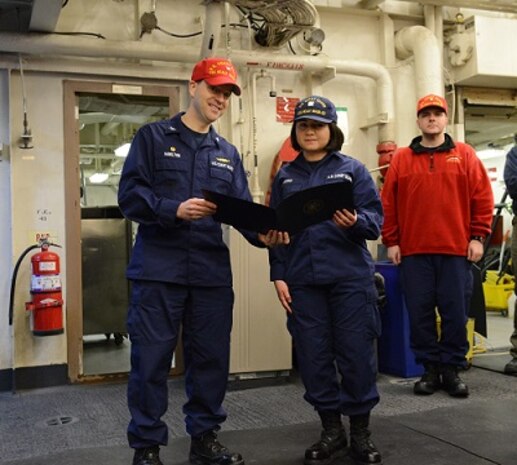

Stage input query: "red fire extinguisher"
[
  {"left": 9, "top": 240, "right": 64, "bottom": 337},
  {"left": 24, "top": 242, "right": 64, "bottom": 336}
]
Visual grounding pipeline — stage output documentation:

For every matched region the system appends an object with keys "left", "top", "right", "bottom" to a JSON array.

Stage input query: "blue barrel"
[{"left": 376, "top": 261, "right": 424, "bottom": 378}]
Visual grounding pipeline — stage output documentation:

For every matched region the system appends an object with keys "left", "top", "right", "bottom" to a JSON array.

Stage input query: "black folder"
[{"left": 203, "top": 181, "right": 354, "bottom": 234}]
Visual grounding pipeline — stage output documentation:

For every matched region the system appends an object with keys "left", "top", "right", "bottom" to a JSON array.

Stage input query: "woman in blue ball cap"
[{"left": 268, "top": 95, "right": 384, "bottom": 465}]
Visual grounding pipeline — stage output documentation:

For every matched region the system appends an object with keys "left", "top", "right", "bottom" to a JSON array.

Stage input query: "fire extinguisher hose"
[{"left": 8, "top": 244, "right": 40, "bottom": 326}]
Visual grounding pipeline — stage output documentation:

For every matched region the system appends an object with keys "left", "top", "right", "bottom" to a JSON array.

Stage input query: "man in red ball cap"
[
  {"left": 191, "top": 57, "right": 241, "bottom": 96},
  {"left": 415, "top": 93, "right": 448, "bottom": 115},
  {"left": 119, "top": 57, "right": 287, "bottom": 465},
  {"left": 381, "top": 93, "right": 493, "bottom": 399}
]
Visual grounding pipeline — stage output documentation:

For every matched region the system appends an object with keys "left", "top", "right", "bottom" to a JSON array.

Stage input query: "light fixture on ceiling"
[
  {"left": 89, "top": 172, "right": 110, "bottom": 184},
  {"left": 114, "top": 142, "right": 131, "bottom": 157}
]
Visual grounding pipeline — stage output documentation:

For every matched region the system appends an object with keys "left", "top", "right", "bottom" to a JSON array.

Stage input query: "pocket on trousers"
[{"left": 365, "top": 286, "right": 382, "bottom": 339}]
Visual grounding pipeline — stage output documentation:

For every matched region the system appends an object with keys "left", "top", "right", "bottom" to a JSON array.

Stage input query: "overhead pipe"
[
  {"left": 0, "top": 32, "right": 197, "bottom": 63},
  {"left": 237, "top": 51, "right": 395, "bottom": 144},
  {"left": 233, "top": 49, "right": 396, "bottom": 179},
  {"left": 200, "top": 0, "right": 223, "bottom": 59},
  {"left": 394, "top": 25, "right": 443, "bottom": 98},
  {"left": 401, "top": 0, "right": 517, "bottom": 15},
  {"left": 0, "top": 29, "right": 396, "bottom": 196},
  {"left": 250, "top": 70, "right": 277, "bottom": 202},
  {"left": 423, "top": 5, "right": 435, "bottom": 34},
  {"left": 0, "top": 32, "right": 395, "bottom": 142},
  {"left": 423, "top": 5, "right": 444, "bottom": 66},
  {"left": 384, "top": 24, "right": 443, "bottom": 175}
]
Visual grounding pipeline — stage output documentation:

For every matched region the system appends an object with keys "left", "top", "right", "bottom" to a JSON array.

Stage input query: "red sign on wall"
[{"left": 276, "top": 97, "right": 299, "bottom": 123}]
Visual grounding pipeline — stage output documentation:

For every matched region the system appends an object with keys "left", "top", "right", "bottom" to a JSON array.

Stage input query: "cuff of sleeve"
[
  {"left": 270, "top": 266, "right": 285, "bottom": 282},
  {"left": 382, "top": 240, "right": 398, "bottom": 248},
  {"left": 158, "top": 198, "right": 181, "bottom": 228}
]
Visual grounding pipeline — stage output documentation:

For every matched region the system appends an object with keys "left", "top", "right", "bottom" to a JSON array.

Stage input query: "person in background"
[
  {"left": 118, "top": 57, "right": 288, "bottom": 465},
  {"left": 502, "top": 134, "right": 517, "bottom": 376},
  {"left": 269, "top": 96, "right": 384, "bottom": 465},
  {"left": 381, "top": 94, "right": 493, "bottom": 397}
]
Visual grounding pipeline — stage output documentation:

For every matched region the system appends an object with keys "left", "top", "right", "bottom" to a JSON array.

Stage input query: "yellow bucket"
[
  {"left": 482, "top": 270, "right": 514, "bottom": 314},
  {"left": 436, "top": 316, "right": 475, "bottom": 364}
]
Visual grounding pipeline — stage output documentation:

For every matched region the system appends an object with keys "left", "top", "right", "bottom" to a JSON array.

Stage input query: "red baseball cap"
[
  {"left": 191, "top": 57, "right": 241, "bottom": 96},
  {"left": 417, "top": 94, "right": 448, "bottom": 115}
]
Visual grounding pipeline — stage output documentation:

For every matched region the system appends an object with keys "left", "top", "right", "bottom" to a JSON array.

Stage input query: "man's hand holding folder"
[{"left": 203, "top": 181, "right": 354, "bottom": 235}]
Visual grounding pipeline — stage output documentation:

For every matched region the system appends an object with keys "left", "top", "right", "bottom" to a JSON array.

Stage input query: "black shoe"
[
  {"left": 304, "top": 428, "right": 348, "bottom": 465},
  {"left": 189, "top": 431, "right": 244, "bottom": 465},
  {"left": 304, "top": 410, "right": 348, "bottom": 465},
  {"left": 504, "top": 358, "right": 517, "bottom": 376},
  {"left": 349, "top": 414, "right": 382, "bottom": 464},
  {"left": 441, "top": 364, "right": 469, "bottom": 397},
  {"left": 133, "top": 446, "right": 163, "bottom": 465},
  {"left": 350, "top": 435, "right": 382, "bottom": 465},
  {"left": 414, "top": 363, "right": 440, "bottom": 395}
]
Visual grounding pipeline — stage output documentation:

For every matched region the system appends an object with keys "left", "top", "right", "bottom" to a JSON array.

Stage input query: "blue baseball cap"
[{"left": 293, "top": 96, "right": 337, "bottom": 123}]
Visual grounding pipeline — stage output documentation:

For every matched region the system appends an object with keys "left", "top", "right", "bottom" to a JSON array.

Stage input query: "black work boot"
[
  {"left": 504, "top": 358, "right": 517, "bottom": 376},
  {"left": 441, "top": 364, "right": 469, "bottom": 397},
  {"left": 349, "top": 413, "right": 382, "bottom": 464},
  {"left": 304, "top": 410, "right": 348, "bottom": 465},
  {"left": 133, "top": 446, "right": 163, "bottom": 465},
  {"left": 189, "top": 430, "right": 244, "bottom": 465},
  {"left": 413, "top": 362, "right": 441, "bottom": 395}
]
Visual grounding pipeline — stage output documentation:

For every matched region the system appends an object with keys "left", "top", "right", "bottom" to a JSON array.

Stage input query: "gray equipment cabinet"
[{"left": 81, "top": 206, "right": 132, "bottom": 342}]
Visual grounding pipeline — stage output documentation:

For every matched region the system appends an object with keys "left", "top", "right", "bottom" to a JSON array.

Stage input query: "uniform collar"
[
  {"left": 165, "top": 113, "right": 222, "bottom": 148},
  {"left": 291, "top": 150, "right": 340, "bottom": 168},
  {"left": 410, "top": 133, "right": 456, "bottom": 154}
]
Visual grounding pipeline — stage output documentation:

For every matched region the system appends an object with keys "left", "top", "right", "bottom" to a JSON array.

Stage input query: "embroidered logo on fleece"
[{"left": 445, "top": 155, "right": 462, "bottom": 164}]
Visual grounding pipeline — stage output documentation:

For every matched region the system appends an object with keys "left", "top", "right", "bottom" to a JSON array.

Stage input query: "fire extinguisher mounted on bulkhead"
[{"left": 9, "top": 239, "right": 64, "bottom": 336}]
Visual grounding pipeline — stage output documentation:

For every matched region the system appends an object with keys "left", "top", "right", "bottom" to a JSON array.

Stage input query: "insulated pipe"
[
  {"left": 423, "top": 5, "right": 435, "bottom": 34},
  {"left": 250, "top": 70, "right": 277, "bottom": 202},
  {"left": 200, "top": 1, "right": 223, "bottom": 59},
  {"left": 233, "top": 50, "right": 395, "bottom": 144},
  {"left": 250, "top": 71, "right": 262, "bottom": 202},
  {"left": 435, "top": 7, "right": 444, "bottom": 66},
  {"left": 423, "top": 6, "right": 444, "bottom": 69},
  {"left": 0, "top": 32, "right": 395, "bottom": 142},
  {"left": 394, "top": 25, "right": 443, "bottom": 97},
  {"left": 0, "top": 32, "right": 198, "bottom": 63},
  {"left": 402, "top": 0, "right": 517, "bottom": 15}
]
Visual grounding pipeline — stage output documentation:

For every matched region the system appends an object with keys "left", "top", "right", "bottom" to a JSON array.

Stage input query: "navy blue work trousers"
[
  {"left": 400, "top": 255, "right": 472, "bottom": 368},
  {"left": 126, "top": 280, "right": 234, "bottom": 448},
  {"left": 287, "top": 280, "right": 381, "bottom": 416}
]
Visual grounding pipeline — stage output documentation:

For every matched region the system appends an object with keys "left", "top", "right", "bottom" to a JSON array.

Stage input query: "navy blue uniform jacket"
[
  {"left": 118, "top": 113, "right": 261, "bottom": 287},
  {"left": 504, "top": 145, "right": 517, "bottom": 212},
  {"left": 269, "top": 151, "right": 383, "bottom": 285}
]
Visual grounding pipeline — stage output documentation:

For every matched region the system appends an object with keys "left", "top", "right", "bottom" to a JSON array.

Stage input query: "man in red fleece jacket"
[{"left": 381, "top": 94, "right": 493, "bottom": 397}]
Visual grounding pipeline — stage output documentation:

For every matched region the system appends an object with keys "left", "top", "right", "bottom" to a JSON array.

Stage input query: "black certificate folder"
[{"left": 203, "top": 181, "right": 354, "bottom": 234}]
